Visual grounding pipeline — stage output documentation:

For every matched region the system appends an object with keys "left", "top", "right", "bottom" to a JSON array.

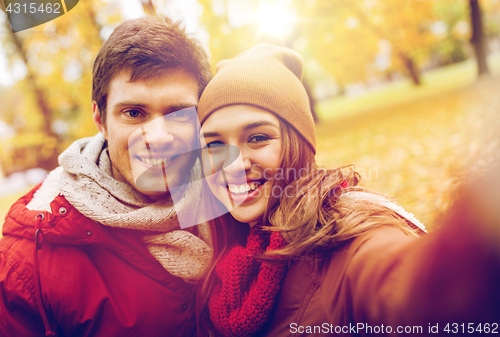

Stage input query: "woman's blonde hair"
[{"left": 258, "top": 120, "right": 419, "bottom": 259}]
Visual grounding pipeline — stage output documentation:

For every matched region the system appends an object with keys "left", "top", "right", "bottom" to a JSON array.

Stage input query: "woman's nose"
[
  {"left": 202, "top": 143, "right": 241, "bottom": 176},
  {"left": 222, "top": 147, "right": 251, "bottom": 177}
]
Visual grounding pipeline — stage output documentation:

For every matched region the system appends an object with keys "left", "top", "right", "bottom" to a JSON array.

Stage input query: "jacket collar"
[{"left": 4, "top": 184, "right": 108, "bottom": 245}]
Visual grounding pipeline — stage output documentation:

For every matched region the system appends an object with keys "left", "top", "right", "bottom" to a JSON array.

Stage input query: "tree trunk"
[
  {"left": 469, "top": 0, "right": 490, "bottom": 77},
  {"left": 1, "top": 2, "right": 60, "bottom": 170},
  {"left": 401, "top": 54, "right": 421, "bottom": 86},
  {"left": 0, "top": 159, "right": 4, "bottom": 181},
  {"left": 337, "top": 82, "right": 346, "bottom": 96}
]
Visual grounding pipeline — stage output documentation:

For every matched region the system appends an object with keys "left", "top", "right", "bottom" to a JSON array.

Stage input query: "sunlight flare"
[{"left": 254, "top": 1, "right": 297, "bottom": 38}]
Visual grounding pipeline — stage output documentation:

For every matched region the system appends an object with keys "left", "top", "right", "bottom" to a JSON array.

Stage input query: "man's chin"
[
  {"left": 134, "top": 185, "right": 171, "bottom": 202},
  {"left": 128, "top": 172, "right": 171, "bottom": 199},
  {"left": 134, "top": 173, "right": 169, "bottom": 192},
  {"left": 132, "top": 156, "right": 195, "bottom": 192}
]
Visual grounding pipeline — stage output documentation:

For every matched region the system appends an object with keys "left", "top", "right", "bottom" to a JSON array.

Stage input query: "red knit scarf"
[{"left": 208, "top": 227, "right": 287, "bottom": 337}]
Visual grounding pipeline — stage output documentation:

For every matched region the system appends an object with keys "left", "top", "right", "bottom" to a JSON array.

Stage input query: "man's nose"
[{"left": 141, "top": 116, "right": 175, "bottom": 150}]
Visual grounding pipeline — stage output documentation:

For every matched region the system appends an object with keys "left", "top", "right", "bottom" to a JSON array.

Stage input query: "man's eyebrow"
[
  {"left": 113, "top": 101, "right": 198, "bottom": 113},
  {"left": 113, "top": 101, "right": 148, "bottom": 109},
  {"left": 112, "top": 102, "right": 198, "bottom": 110},
  {"left": 167, "top": 104, "right": 198, "bottom": 111},
  {"left": 202, "top": 120, "right": 279, "bottom": 138}
]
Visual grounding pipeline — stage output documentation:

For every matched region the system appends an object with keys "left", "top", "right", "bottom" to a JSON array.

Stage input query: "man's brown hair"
[{"left": 92, "top": 16, "right": 211, "bottom": 125}]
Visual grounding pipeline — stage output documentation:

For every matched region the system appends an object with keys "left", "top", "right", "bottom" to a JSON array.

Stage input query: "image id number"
[
  {"left": 444, "top": 323, "right": 498, "bottom": 334},
  {"left": 6, "top": 2, "right": 61, "bottom": 14}
]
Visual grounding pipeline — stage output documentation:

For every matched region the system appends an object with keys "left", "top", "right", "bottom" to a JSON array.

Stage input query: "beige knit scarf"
[{"left": 27, "top": 133, "right": 212, "bottom": 282}]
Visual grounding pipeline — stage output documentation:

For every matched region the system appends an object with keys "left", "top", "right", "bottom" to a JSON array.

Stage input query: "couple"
[{"left": 1, "top": 15, "right": 499, "bottom": 337}]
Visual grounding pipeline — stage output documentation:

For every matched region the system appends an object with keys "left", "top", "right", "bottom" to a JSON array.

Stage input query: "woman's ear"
[{"left": 92, "top": 102, "right": 108, "bottom": 139}]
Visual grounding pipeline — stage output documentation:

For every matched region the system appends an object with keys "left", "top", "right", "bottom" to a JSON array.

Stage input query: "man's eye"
[
  {"left": 166, "top": 108, "right": 195, "bottom": 121},
  {"left": 173, "top": 110, "right": 186, "bottom": 118},
  {"left": 125, "top": 110, "right": 141, "bottom": 118}
]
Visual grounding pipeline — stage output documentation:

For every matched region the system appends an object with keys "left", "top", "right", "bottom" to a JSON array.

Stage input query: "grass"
[
  {"left": 317, "top": 52, "right": 500, "bottom": 121},
  {"left": 315, "top": 57, "right": 500, "bottom": 229}
]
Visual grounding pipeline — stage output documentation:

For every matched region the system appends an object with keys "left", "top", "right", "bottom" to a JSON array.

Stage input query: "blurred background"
[{"left": 1, "top": 0, "right": 499, "bottom": 230}]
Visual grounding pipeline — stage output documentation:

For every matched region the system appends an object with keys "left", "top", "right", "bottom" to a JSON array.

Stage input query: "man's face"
[{"left": 93, "top": 68, "right": 199, "bottom": 200}]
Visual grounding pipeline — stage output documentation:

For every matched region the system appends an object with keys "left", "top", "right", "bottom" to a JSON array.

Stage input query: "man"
[{"left": 0, "top": 16, "right": 212, "bottom": 336}]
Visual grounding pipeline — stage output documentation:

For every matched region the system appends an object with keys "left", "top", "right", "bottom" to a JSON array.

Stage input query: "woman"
[{"left": 197, "top": 44, "right": 500, "bottom": 336}]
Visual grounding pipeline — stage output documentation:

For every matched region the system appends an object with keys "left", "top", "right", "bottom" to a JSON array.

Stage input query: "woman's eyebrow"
[
  {"left": 202, "top": 120, "right": 278, "bottom": 138},
  {"left": 201, "top": 131, "right": 220, "bottom": 138},
  {"left": 243, "top": 121, "right": 279, "bottom": 131}
]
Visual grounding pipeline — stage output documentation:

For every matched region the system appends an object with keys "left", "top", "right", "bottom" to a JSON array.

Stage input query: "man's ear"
[{"left": 92, "top": 102, "right": 108, "bottom": 139}]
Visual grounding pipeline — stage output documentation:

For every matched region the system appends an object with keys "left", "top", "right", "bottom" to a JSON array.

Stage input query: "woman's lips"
[
  {"left": 224, "top": 179, "right": 267, "bottom": 204},
  {"left": 227, "top": 181, "right": 262, "bottom": 194}
]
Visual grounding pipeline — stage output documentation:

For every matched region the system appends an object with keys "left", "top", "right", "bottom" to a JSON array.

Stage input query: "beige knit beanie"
[{"left": 198, "top": 43, "right": 316, "bottom": 153}]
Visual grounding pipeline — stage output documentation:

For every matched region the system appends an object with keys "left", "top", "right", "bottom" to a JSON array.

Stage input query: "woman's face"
[{"left": 200, "top": 105, "right": 282, "bottom": 224}]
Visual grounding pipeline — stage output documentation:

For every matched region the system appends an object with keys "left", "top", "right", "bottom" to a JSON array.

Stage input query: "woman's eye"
[
  {"left": 124, "top": 110, "right": 141, "bottom": 118},
  {"left": 206, "top": 141, "right": 225, "bottom": 149},
  {"left": 249, "top": 135, "right": 270, "bottom": 143}
]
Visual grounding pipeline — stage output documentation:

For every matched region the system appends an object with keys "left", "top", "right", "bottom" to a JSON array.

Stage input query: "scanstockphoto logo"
[
  {"left": 128, "top": 110, "right": 371, "bottom": 230},
  {"left": 129, "top": 108, "right": 246, "bottom": 230},
  {"left": 3, "top": 0, "right": 79, "bottom": 33}
]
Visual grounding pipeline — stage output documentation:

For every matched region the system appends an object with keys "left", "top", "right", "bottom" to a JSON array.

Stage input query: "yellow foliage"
[
  {"left": 0, "top": 0, "right": 118, "bottom": 173},
  {"left": 296, "top": 0, "right": 437, "bottom": 82}
]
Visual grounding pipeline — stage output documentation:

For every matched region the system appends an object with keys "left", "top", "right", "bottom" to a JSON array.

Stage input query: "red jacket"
[{"left": 0, "top": 185, "right": 196, "bottom": 337}]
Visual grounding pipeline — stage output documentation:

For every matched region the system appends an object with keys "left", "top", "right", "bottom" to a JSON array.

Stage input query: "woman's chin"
[
  {"left": 222, "top": 188, "right": 270, "bottom": 223},
  {"left": 229, "top": 209, "right": 264, "bottom": 225}
]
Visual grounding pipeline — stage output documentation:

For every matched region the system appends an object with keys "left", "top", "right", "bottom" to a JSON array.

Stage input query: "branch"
[{"left": 140, "top": 0, "right": 156, "bottom": 15}]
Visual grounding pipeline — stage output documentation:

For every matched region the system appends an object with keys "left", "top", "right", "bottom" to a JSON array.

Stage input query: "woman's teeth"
[
  {"left": 138, "top": 156, "right": 174, "bottom": 166},
  {"left": 228, "top": 182, "right": 261, "bottom": 194}
]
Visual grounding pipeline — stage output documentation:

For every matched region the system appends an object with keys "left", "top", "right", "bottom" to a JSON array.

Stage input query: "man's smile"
[{"left": 135, "top": 155, "right": 179, "bottom": 166}]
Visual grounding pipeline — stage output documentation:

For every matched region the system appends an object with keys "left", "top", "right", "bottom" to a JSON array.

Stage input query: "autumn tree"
[
  {"left": 199, "top": 0, "right": 437, "bottom": 100},
  {"left": 0, "top": 1, "right": 121, "bottom": 174},
  {"left": 295, "top": 0, "right": 437, "bottom": 86},
  {"left": 432, "top": 0, "right": 470, "bottom": 65},
  {"left": 199, "top": 0, "right": 259, "bottom": 73},
  {"left": 1, "top": 0, "right": 60, "bottom": 170},
  {"left": 469, "top": 0, "right": 490, "bottom": 76}
]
